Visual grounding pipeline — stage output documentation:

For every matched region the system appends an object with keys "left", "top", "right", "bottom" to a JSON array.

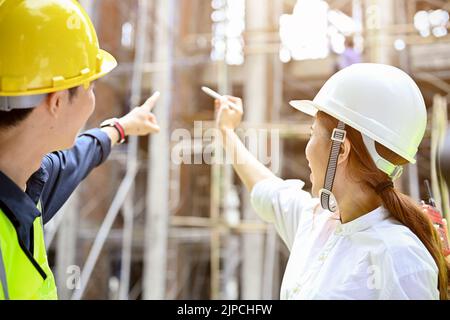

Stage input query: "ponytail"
[{"left": 378, "top": 187, "right": 449, "bottom": 300}]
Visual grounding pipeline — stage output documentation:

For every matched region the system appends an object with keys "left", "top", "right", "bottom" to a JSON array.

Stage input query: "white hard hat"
[{"left": 290, "top": 63, "right": 427, "bottom": 179}]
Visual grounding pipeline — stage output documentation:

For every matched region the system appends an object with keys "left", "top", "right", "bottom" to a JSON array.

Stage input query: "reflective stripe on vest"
[
  {"left": 0, "top": 204, "right": 58, "bottom": 300},
  {"left": 0, "top": 242, "right": 9, "bottom": 299}
]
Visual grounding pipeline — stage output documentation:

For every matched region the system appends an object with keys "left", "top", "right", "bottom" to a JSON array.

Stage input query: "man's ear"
[
  {"left": 338, "top": 138, "right": 351, "bottom": 165},
  {"left": 46, "top": 91, "right": 67, "bottom": 118}
]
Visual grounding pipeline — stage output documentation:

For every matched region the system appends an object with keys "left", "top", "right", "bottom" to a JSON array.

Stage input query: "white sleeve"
[{"left": 250, "top": 177, "right": 317, "bottom": 250}]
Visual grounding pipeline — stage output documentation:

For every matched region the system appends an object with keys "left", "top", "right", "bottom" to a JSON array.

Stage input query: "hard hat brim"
[
  {"left": 289, "top": 99, "right": 417, "bottom": 164},
  {"left": 289, "top": 100, "right": 319, "bottom": 117},
  {"left": 94, "top": 49, "right": 118, "bottom": 81},
  {"left": 0, "top": 49, "right": 118, "bottom": 97}
]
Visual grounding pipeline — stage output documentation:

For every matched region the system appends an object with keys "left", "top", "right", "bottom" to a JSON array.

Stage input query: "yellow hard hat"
[{"left": 0, "top": 0, "right": 117, "bottom": 97}]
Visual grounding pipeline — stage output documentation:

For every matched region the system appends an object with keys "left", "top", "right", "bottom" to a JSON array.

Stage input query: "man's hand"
[
  {"left": 119, "top": 92, "right": 161, "bottom": 136},
  {"left": 214, "top": 95, "right": 243, "bottom": 132}
]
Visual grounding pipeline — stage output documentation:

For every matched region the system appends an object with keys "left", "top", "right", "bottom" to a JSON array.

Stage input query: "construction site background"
[{"left": 45, "top": 0, "right": 450, "bottom": 300}]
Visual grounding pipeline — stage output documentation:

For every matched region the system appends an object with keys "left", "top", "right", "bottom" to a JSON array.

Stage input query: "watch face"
[{"left": 101, "top": 119, "right": 116, "bottom": 127}]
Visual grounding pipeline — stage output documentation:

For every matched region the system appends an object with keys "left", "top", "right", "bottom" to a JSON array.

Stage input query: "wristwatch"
[{"left": 100, "top": 118, "right": 126, "bottom": 144}]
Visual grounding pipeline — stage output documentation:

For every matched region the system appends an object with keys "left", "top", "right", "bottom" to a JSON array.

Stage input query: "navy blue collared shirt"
[{"left": 0, "top": 129, "right": 111, "bottom": 251}]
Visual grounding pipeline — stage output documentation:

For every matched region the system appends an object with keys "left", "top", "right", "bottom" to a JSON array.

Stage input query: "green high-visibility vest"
[{"left": 0, "top": 204, "right": 58, "bottom": 300}]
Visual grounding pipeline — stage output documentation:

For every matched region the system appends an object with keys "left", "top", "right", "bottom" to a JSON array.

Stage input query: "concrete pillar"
[
  {"left": 241, "top": 0, "right": 270, "bottom": 300},
  {"left": 142, "top": 0, "right": 175, "bottom": 300},
  {"left": 56, "top": 194, "right": 79, "bottom": 299},
  {"left": 365, "top": 0, "right": 394, "bottom": 64}
]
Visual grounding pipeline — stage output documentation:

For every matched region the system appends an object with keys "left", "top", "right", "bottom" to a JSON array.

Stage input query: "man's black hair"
[{"left": 0, "top": 86, "right": 79, "bottom": 129}]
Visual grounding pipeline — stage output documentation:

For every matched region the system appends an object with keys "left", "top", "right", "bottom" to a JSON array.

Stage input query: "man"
[{"left": 0, "top": 0, "right": 160, "bottom": 299}]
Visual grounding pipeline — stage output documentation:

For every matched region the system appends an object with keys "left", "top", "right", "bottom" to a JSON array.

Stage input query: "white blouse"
[{"left": 251, "top": 178, "right": 439, "bottom": 300}]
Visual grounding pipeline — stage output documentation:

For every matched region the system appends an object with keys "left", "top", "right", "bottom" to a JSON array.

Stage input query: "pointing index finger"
[{"left": 141, "top": 91, "right": 161, "bottom": 112}]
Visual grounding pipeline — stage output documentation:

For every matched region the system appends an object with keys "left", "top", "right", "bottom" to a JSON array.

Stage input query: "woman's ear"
[{"left": 338, "top": 137, "right": 351, "bottom": 165}]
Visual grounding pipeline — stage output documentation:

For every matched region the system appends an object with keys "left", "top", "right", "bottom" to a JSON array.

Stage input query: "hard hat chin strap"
[
  {"left": 319, "top": 121, "right": 346, "bottom": 212},
  {"left": 319, "top": 127, "right": 403, "bottom": 212},
  {"left": 361, "top": 134, "right": 403, "bottom": 181},
  {"left": 0, "top": 95, "right": 46, "bottom": 112}
]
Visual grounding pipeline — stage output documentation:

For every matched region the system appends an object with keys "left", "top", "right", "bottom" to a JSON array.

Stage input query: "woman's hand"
[
  {"left": 214, "top": 95, "right": 243, "bottom": 132},
  {"left": 119, "top": 92, "right": 161, "bottom": 136},
  {"left": 211, "top": 94, "right": 276, "bottom": 192}
]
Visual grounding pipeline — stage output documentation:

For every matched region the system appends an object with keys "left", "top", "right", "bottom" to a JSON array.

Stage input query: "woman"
[{"left": 214, "top": 63, "right": 449, "bottom": 299}]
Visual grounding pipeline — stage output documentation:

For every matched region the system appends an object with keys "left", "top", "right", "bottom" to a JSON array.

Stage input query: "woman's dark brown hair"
[{"left": 318, "top": 111, "right": 449, "bottom": 300}]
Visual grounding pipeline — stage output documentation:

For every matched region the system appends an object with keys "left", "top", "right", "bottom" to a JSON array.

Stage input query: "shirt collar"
[
  {"left": 0, "top": 169, "right": 46, "bottom": 248},
  {"left": 26, "top": 164, "right": 49, "bottom": 204},
  {"left": 335, "top": 206, "right": 391, "bottom": 235}
]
